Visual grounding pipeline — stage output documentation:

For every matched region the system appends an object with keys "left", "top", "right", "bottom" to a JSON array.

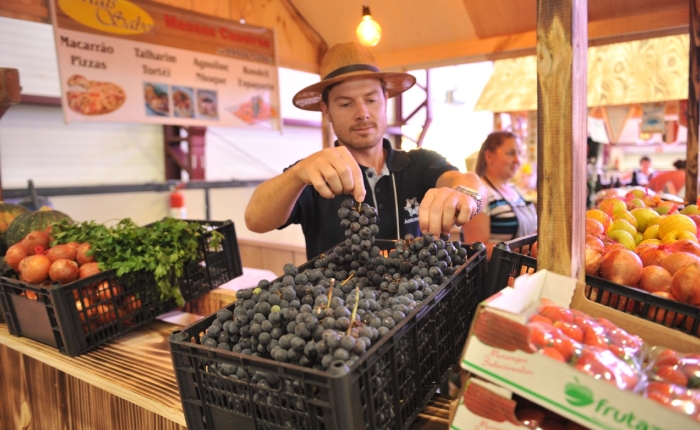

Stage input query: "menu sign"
[{"left": 49, "top": 0, "right": 282, "bottom": 130}]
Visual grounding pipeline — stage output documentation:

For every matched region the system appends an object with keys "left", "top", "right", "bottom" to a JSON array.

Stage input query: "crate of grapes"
[
  {"left": 488, "top": 233, "right": 700, "bottom": 337},
  {"left": 0, "top": 219, "right": 242, "bottom": 356},
  {"left": 168, "top": 199, "right": 488, "bottom": 430}
]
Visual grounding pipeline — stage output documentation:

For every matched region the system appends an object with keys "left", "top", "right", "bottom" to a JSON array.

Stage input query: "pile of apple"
[
  {"left": 4, "top": 229, "right": 140, "bottom": 333},
  {"left": 595, "top": 186, "right": 681, "bottom": 213},
  {"left": 4, "top": 230, "right": 100, "bottom": 285},
  {"left": 584, "top": 192, "right": 700, "bottom": 330}
]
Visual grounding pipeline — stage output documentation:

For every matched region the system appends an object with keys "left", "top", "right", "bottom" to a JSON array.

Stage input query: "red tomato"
[
  {"left": 655, "top": 365, "right": 689, "bottom": 387},
  {"left": 539, "top": 346, "right": 566, "bottom": 362},
  {"left": 654, "top": 349, "right": 681, "bottom": 367},
  {"left": 554, "top": 321, "right": 584, "bottom": 342},
  {"left": 582, "top": 326, "right": 608, "bottom": 349},
  {"left": 538, "top": 305, "right": 574, "bottom": 324},
  {"left": 529, "top": 314, "right": 553, "bottom": 325}
]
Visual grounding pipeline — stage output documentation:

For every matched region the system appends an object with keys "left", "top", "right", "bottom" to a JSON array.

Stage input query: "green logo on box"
[
  {"left": 565, "top": 377, "right": 595, "bottom": 407},
  {"left": 564, "top": 378, "right": 665, "bottom": 430}
]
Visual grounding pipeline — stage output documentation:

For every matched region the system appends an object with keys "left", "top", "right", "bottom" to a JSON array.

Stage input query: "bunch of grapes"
[{"left": 203, "top": 198, "right": 471, "bottom": 374}]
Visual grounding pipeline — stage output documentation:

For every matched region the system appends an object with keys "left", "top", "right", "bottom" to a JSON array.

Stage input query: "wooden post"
[
  {"left": 688, "top": 0, "right": 700, "bottom": 205},
  {"left": 187, "top": 127, "right": 206, "bottom": 180},
  {"left": 536, "top": 0, "right": 588, "bottom": 280},
  {"left": 0, "top": 68, "right": 22, "bottom": 201}
]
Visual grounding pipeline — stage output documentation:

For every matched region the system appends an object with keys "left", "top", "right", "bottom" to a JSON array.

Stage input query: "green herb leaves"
[{"left": 51, "top": 218, "right": 223, "bottom": 306}]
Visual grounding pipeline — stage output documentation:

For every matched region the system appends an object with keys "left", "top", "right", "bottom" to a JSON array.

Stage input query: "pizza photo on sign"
[
  {"left": 229, "top": 95, "right": 278, "bottom": 125},
  {"left": 196, "top": 89, "right": 218, "bottom": 120},
  {"left": 66, "top": 74, "right": 126, "bottom": 116},
  {"left": 144, "top": 82, "right": 170, "bottom": 116},
  {"left": 172, "top": 86, "right": 194, "bottom": 118}
]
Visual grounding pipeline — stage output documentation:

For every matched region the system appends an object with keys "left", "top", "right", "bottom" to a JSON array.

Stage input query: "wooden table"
[{"left": 0, "top": 287, "right": 455, "bottom": 430}]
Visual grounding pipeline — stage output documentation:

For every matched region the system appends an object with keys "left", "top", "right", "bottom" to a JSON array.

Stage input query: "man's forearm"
[
  {"left": 438, "top": 171, "right": 487, "bottom": 199},
  {"left": 244, "top": 166, "right": 306, "bottom": 233}
]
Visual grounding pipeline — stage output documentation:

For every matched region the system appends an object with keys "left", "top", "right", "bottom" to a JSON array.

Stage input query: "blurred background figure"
[
  {"left": 626, "top": 155, "right": 656, "bottom": 186},
  {"left": 461, "top": 131, "right": 537, "bottom": 258},
  {"left": 648, "top": 159, "right": 686, "bottom": 197}
]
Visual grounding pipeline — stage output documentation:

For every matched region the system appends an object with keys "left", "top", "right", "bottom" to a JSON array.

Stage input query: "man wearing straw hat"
[{"left": 245, "top": 42, "right": 486, "bottom": 259}]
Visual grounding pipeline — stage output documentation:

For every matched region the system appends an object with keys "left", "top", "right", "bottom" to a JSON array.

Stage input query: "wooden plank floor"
[{"left": 0, "top": 291, "right": 456, "bottom": 430}]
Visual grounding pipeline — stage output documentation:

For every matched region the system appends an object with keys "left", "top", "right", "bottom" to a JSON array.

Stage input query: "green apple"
[
  {"left": 612, "top": 210, "right": 638, "bottom": 230},
  {"left": 609, "top": 219, "right": 637, "bottom": 237},
  {"left": 626, "top": 197, "right": 646, "bottom": 210},
  {"left": 659, "top": 214, "right": 698, "bottom": 239},
  {"left": 661, "top": 230, "right": 699, "bottom": 244},
  {"left": 598, "top": 198, "right": 627, "bottom": 216},
  {"left": 654, "top": 205, "right": 673, "bottom": 215},
  {"left": 630, "top": 208, "right": 660, "bottom": 233},
  {"left": 638, "top": 238, "right": 662, "bottom": 247},
  {"left": 628, "top": 188, "right": 649, "bottom": 199},
  {"left": 647, "top": 215, "right": 666, "bottom": 228},
  {"left": 634, "top": 232, "right": 643, "bottom": 245},
  {"left": 681, "top": 204, "right": 700, "bottom": 215},
  {"left": 643, "top": 224, "right": 660, "bottom": 240},
  {"left": 606, "top": 229, "right": 637, "bottom": 250}
]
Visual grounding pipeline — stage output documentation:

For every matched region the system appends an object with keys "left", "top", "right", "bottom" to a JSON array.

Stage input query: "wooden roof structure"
[{"left": 0, "top": 0, "right": 689, "bottom": 73}]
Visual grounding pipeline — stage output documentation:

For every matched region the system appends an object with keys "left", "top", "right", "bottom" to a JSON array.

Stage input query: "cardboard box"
[
  {"left": 451, "top": 377, "right": 525, "bottom": 430},
  {"left": 460, "top": 270, "right": 699, "bottom": 430}
]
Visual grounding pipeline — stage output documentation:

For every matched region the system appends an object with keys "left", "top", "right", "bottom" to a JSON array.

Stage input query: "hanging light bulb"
[{"left": 356, "top": 5, "right": 381, "bottom": 47}]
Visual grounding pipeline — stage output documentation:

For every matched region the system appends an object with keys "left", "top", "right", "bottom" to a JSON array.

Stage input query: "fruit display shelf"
[
  {"left": 168, "top": 240, "right": 488, "bottom": 430},
  {"left": 0, "top": 220, "right": 242, "bottom": 357},
  {"left": 486, "top": 233, "right": 700, "bottom": 338}
]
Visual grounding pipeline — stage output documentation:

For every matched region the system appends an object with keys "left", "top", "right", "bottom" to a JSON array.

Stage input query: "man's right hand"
[{"left": 292, "top": 146, "right": 366, "bottom": 202}]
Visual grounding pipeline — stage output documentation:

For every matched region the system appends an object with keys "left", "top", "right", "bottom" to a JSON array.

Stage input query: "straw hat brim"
[{"left": 292, "top": 71, "right": 416, "bottom": 111}]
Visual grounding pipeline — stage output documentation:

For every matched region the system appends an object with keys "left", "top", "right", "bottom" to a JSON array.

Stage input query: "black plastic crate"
[
  {"left": 0, "top": 219, "right": 242, "bottom": 356},
  {"left": 484, "top": 234, "right": 539, "bottom": 298},
  {"left": 487, "top": 233, "right": 700, "bottom": 338},
  {"left": 168, "top": 241, "right": 488, "bottom": 430},
  {"left": 174, "top": 220, "right": 243, "bottom": 302}
]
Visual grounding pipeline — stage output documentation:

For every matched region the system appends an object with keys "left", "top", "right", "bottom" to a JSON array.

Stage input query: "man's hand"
[
  {"left": 292, "top": 146, "right": 366, "bottom": 202},
  {"left": 418, "top": 187, "right": 477, "bottom": 236}
]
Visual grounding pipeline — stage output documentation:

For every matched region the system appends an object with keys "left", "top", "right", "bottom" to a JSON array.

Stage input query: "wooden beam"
[
  {"left": 377, "top": 7, "right": 688, "bottom": 72},
  {"left": 0, "top": 0, "right": 49, "bottom": 21},
  {"left": 536, "top": 0, "right": 587, "bottom": 280},
  {"left": 688, "top": 0, "right": 700, "bottom": 205},
  {"left": 0, "top": 68, "right": 22, "bottom": 201}
]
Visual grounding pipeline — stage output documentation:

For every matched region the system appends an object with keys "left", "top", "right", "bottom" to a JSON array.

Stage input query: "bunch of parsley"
[{"left": 50, "top": 218, "right": 223, "bottom": 305}]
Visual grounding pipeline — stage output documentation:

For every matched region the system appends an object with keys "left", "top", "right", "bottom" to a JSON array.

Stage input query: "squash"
[
  {"left": 0, "top": 203, "right": 30, "bottom": 254},
  {"left": 6, "top": 207, "right": 72, "bottom": 248}
]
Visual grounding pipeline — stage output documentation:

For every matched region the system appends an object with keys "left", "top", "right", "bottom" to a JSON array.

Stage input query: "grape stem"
[
  {"left": 340, "top": 273, "right": 355, "bottom": 286},
  {"left": 347, "top": 286, "right": 360, "bottom": 336},
  {"left": 325, "top": 278, "right": 335, "bottom": 310}
]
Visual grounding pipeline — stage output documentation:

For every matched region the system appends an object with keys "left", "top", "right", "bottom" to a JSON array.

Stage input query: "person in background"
[
  {"left": 648, "top": 159, "right": 686, "bottom": 197},
  {"left": 628, "top": 155, "right": 656, "bottom": 186},
  {"left": 245, "top": 42, "right": 487, "bottom": 259},
  {"left": 461, "top": 131, "right": 537, "bottom": 259}
]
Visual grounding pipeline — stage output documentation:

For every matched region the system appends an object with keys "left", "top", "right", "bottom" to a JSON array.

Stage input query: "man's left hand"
[{"left": 418, "top": 187, "right": 476, "bottom": 236}]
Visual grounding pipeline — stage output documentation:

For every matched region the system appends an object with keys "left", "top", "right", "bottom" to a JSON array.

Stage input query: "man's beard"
[{"left": 338, "top": 121, "right": 384, "bottom": 149}]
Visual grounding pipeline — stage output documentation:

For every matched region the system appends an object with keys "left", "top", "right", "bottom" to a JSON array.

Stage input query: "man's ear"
[{"left": 320, "top": 103, "right": 332, "bottom": 123}]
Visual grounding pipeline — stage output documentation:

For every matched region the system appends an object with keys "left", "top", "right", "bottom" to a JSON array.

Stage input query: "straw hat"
[{"left": 293, "top": 42, "right": 416, "bottom": 111}]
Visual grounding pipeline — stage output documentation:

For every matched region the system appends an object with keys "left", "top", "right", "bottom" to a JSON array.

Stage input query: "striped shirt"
[{"left": 483, "top": 178, "right": 538, "bottom": 243}]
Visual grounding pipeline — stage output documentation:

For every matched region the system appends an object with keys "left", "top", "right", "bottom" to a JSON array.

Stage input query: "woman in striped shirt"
[{"left": 462, "top": 131, "right": 537, "bottom": 258}]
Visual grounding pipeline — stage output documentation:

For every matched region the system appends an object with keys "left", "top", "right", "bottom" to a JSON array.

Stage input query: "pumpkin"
[
  {"left": 6, "top": 208, "right": 72, "bottom": 248},
  {"left": 0, "top": 203, "right": 30, "bottom": 254}
]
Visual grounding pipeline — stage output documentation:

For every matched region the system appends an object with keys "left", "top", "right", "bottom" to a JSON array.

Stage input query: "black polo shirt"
[{"left": 280, "top": 139, "right": 458, "bottom": 260}]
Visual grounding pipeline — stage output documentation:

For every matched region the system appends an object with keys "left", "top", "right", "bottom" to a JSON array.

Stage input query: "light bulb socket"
[{"left": 362, "top": 5, "right": 371, "bottom": 17}]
